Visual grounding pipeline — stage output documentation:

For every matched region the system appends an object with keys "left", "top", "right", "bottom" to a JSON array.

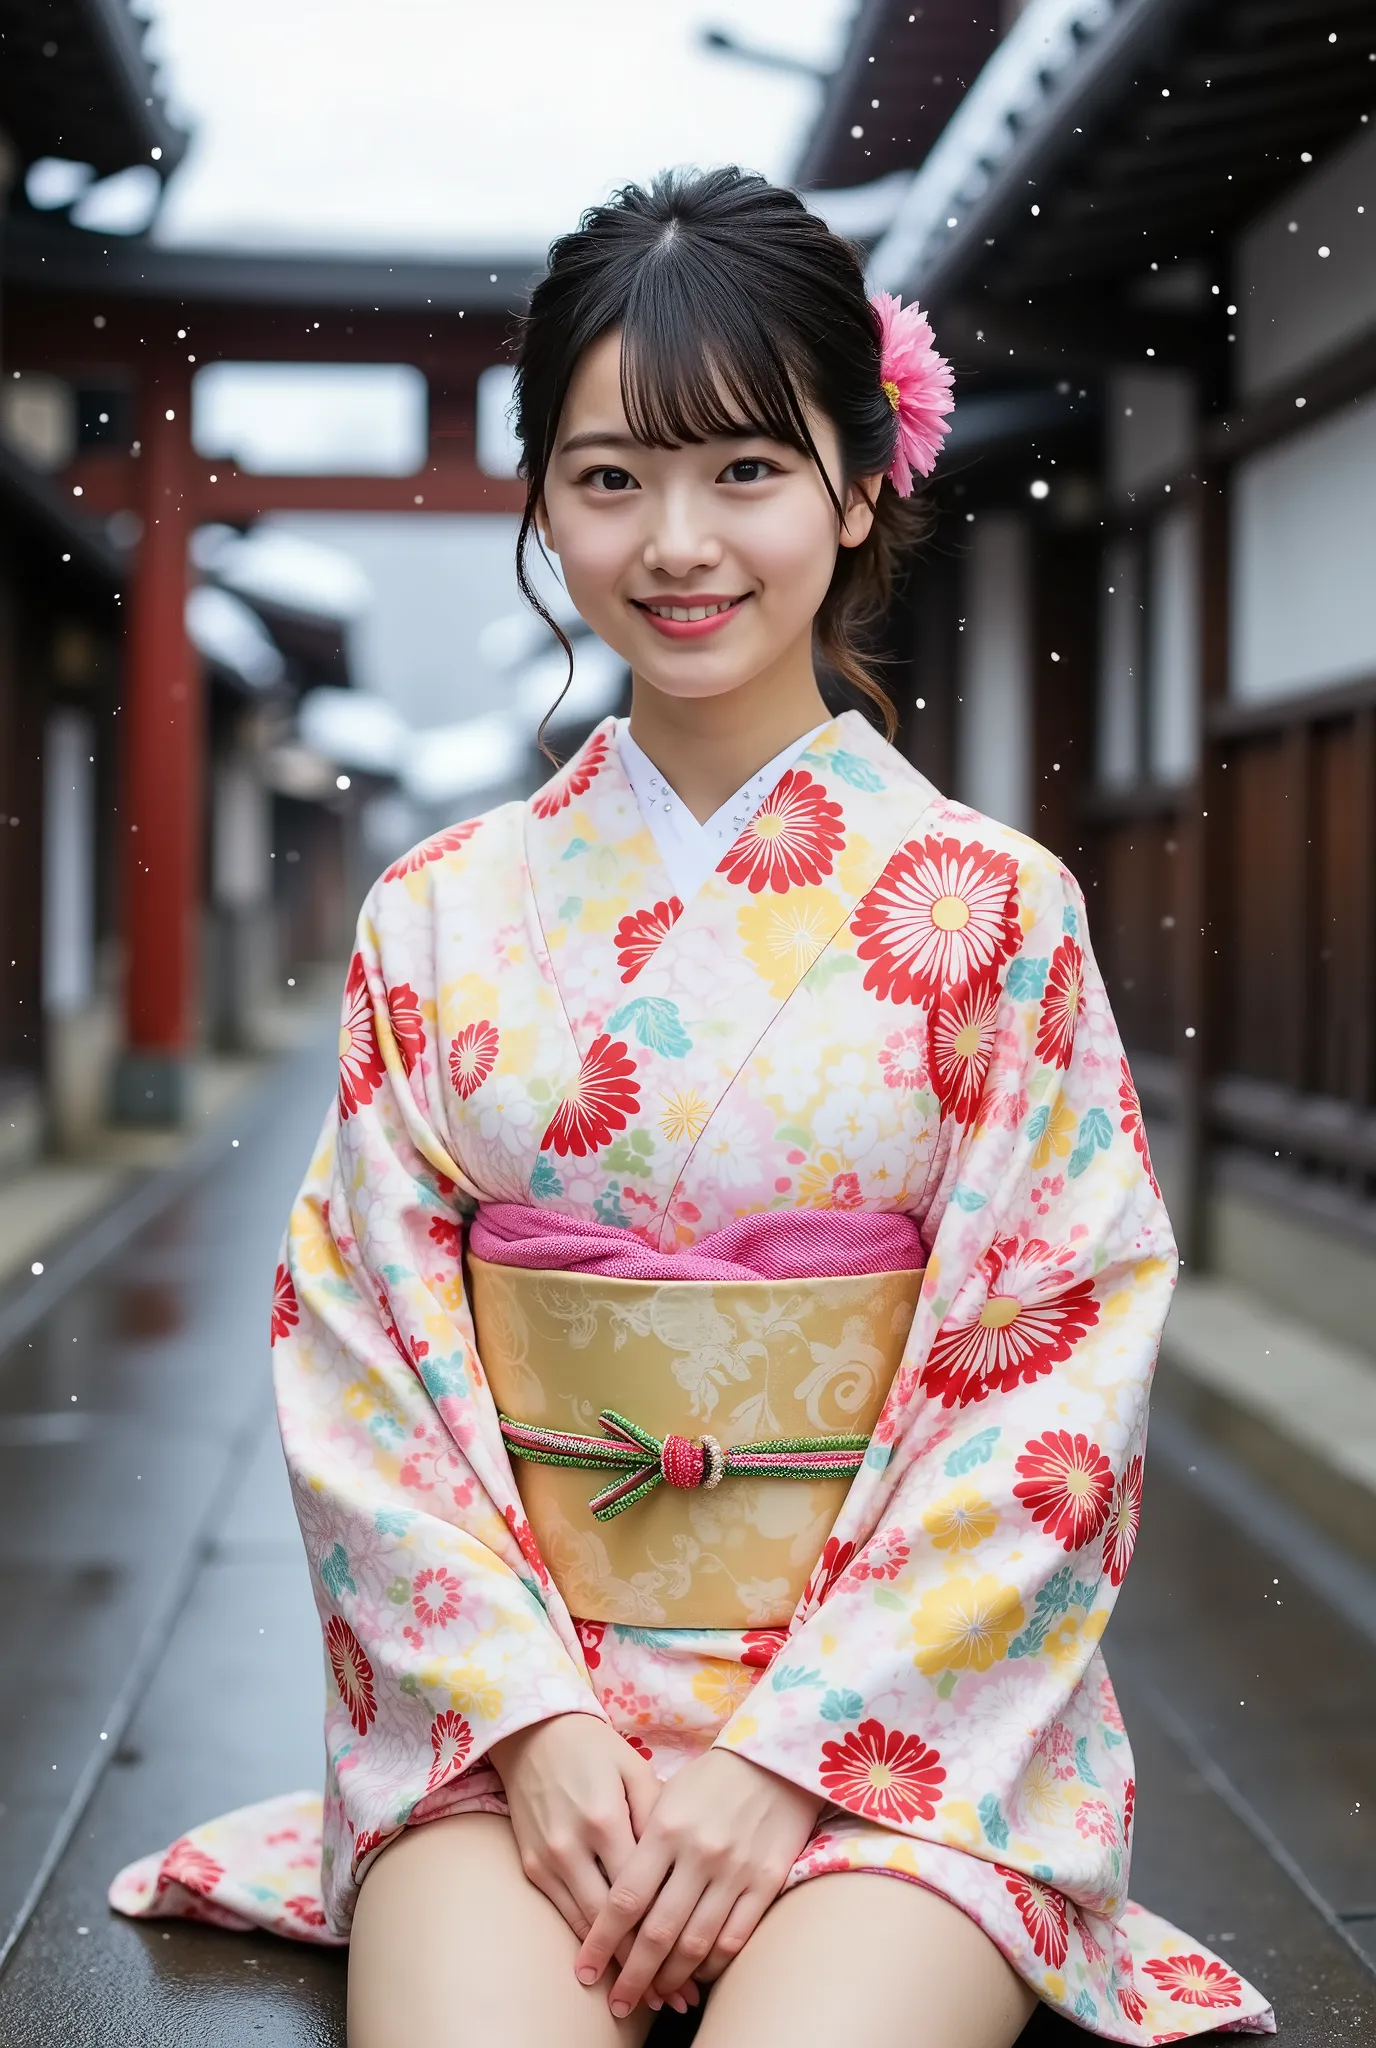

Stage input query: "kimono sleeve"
[
  {"left": 273, "top": 886, "right": 601, "bottom": 1926},
  {"left": 716, "top": 844, "right": 1174, "bottom": 1900}
]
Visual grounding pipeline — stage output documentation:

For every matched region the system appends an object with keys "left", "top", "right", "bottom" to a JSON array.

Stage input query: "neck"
[{"left": 626, "top": 635, "right": 830, "bottom": 823}]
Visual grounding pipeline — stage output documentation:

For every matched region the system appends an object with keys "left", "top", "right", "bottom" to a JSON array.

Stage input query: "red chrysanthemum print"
[
  {"left": 1103, "top": 1454, "right": 1143, "bottom": 1586},
  {"left": 541, "top": 1034, "right": 640, "bottom": 1157},
  {"left": 338, "top": 953, "right": 386, "bottom": 1121},
  {"left": 928, "top": 970, "right": 1001, "bottom": 1124},
  {"left": 1013, "top": 1429, "right": 1114, "bottom": 1553},
  {"left": 853, "top": 1528, "right": 911, "bottom": 1581},
  {"left": 1119, "top": 1056, "right": 1161, "bottom": 1198},
  {"left": 1116, "top": 1985, "right": 1147, "bottom": 2025},
  {"left": 921, "top": 1235, "right": 1100, "bottom": 1409},
  {"left": 818, "top": 1719, "right": 946, "bottom": 1825},
  {"left": 803, "top": 1536, "right": 856, "bottom": 1609},
  {"left": 449, "top": 1020, "right": 499, "bottom": 1099},
  {"left": 716, "top": 769, "right": 845, "bottom": 895},
  {"left": 740, "top": 1627, "right": 789, "bottom": 1670},
  {"left": 270, "top": 1262, "right": 299, "bottom": 1345},
  {"left": 852, "top": 834, "right": 1021, "bottom": 1006},
  {"left": 326, "top": 1615, "right": 377, "bottom": 1735},
  {"left": 531, "top": 730, "right": 611, "bottom": 818},
  {"left": 1142, "top": 1955, "right": 1244, "bottom": 2009},
  {"left": 412, "top": 1567, "right": 462, "bottom": 1628},
  {"left": 283, "top": 1895, "right": 328, "bottom": 1929},
  {"left": 1002, "top": 1871, "right": 1069, "bottom": 1968},
  {"left": 615, "top": 897, "right": 684, "bottom": 982},
  {"left": 577, "top": 1620, "right": 607, "bottom": 1670},
  {"left": 1123, "top": 1776, "right": 1136, "bottom": 1840},
  {"left": 387, "top": 982, "right": 426, "bottom": 1074},
  {"left": 426, "top": 1708, "right": 473, "bottom": 1791},
  {"left": 429, "top": 1213, "right": 463, "bottom": 1259},
  {"left": 1035, "top": 937, "right": 1085, "bottom": 1070},
  {"left": 162, "top": 1838, "right": 225, "bottom": 1895},
  {"left": 382, "top": 819, "right": 480, "bottom": 883}
]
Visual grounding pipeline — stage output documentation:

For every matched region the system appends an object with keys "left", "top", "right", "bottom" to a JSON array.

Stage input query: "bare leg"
[
  {"left": 347, "top": 1811, "right": 655, "bottom": 2048},
  {"left": 696, "top": 1872, "right": 1037, "bottom": 2048}
]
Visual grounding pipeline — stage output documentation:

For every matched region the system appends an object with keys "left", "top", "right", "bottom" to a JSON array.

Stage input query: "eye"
[
  {"left": 720, "top": 457, "right": 778, "bottom": 485},
  {"left": 585, "top": 466, "right": 638, "bottom": 493}
]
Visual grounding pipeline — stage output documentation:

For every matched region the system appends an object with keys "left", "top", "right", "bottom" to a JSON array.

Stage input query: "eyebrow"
[
  {"left": 557, "top": 429, "right": 640, "bottom": 456},
  {"left": 556, "top": 426, "right": 774, "bottom": 457}
]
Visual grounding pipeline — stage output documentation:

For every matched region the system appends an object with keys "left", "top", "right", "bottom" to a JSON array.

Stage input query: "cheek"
[
  {"left": 545, "top": 497, "right": 636, "bottom": 610},
  {"left": 737, "top": 493, "right": 838, "bottom": 611}
]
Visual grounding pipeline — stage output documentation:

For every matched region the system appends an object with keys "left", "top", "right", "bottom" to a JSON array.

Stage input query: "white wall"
[
  {"left": 1238, "top": 123, "right": 1376, "bottom": 398},
  {"left": 42, "top": 711, "right": 95, "bottom": 1016},
  {"left": 1232, "top": 390, "right": 1376, "bottom": 703},
  {"left": 1148, "top": 507, "right": 1200, "bottom": 783},
  {"left": 1108, "top": 369, "right": 1197, "bottom": 499},
  {"left": 958, "top": 515, "right": 1032, "bottom": 833},
  {"left": 1097, "top": 537, "right": 1142, "bottom": 787}
]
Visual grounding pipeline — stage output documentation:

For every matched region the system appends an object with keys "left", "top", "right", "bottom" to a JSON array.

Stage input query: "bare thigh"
[
  {"left": 347, "top": 1811, "right": 654, "bottom": 2048},
  {"left": 697, "top": 1871, "right": 1038, "bottom": 2048}
]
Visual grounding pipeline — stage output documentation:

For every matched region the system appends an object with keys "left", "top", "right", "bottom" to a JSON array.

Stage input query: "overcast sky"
[{"left": 142, "top": 0, "right": 853, "bottom": 256}]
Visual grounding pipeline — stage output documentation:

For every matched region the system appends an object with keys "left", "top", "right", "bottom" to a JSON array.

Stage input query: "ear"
[
  {"left": 838, "top": 475, "right": 883, "bottom": 550},
  {"left": 534, "top": 495, "right": 559, "bottom": 556}
]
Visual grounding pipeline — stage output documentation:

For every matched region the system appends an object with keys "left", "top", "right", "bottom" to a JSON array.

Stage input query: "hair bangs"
[{"left": 617, "top": 260, "right": 818, "bottom": 461}]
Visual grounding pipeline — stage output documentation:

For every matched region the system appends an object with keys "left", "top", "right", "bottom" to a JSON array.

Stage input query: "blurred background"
[{"left": 0, "top": 2, "right": 1373, "bottom": 2041}]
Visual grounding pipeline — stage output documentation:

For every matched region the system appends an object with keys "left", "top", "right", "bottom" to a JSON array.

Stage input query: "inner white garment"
[{"left": 615, "top": 716, "right": 829, "bottom": 904}]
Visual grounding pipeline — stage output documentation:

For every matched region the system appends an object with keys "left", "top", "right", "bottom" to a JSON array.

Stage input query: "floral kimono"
[{"left": 112, "top": 710, "right": 1273, "bottom": 2043}]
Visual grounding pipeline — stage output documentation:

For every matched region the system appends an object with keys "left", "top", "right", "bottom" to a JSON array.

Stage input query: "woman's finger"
[
  {"left": 694, "top": 1879, "right": 780, "bottom": 1983},
  {"left": 575, "top": 1835, "right": 672, "bottom": 1985},
  {"left": 605, "top": 1869, "right": 709, "bottom": 2018},
  {"left": 650, "top": 1878, "right": 743, "bottom": 1997}
]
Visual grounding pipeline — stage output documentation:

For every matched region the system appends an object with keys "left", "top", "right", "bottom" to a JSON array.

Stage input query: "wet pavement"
[{"left": 0, "top": 1033, "right": 1372, "bottom": 2044}]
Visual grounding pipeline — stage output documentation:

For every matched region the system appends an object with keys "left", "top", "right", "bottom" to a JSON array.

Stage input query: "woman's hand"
[
  {"left": 490, "top": 1713, "right": 697, "bottom": 2016},
  {"left": 574, "top": 1749, "right": 824, "bottom": 2016}
]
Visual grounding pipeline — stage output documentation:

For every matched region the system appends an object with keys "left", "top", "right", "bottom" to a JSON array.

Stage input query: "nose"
[{"left": 641, "top": 483, "right": 723, "bottom": 581}]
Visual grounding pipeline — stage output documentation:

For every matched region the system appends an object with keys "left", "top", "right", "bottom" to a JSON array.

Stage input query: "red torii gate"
[{"left": 5, "top": 231, "right": 529, "bottom": 1120}]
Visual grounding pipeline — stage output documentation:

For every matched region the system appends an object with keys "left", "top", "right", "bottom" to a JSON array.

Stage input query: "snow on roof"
[
  {"left": 185, "top": 583, "right": 285, "bottom": 689},
  {"left": 401, "top": 714, "right": 529, "bottom": 806},
  {"left": 868, "top": 0, "right": 1120, "bottom": 297},
  {"left": 194, "top": 522, "right": 372, "bottom": 623},
  {"left": 297, "top": 686, "right": 407, "bottom": 772}
]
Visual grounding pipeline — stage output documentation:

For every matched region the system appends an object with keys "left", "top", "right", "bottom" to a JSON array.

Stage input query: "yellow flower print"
[
  {"left": 837, "top": 830, "right": 875, "bottom": 898},
  {"left": 447, "top": 1663, "right": 504, "bottom": 1721},
  {"left": 342, "top": 1382, "right": 377, "bottom": 1424},
  {"left": 922, "top": 1484, "right": 999, "bottom": 1552},
  {"left": 937, "top": 1800, "right": 982, "bottom": 1850},
  {"left": 1017, "top": 1750, "right": 1066, "bottom": 1825},
  {"left": 1032, "top": 1096, "right": 1077, "bottom": 1170},
  {"left": 579, "top": 895, "right": 625, "bottom": 934},
  {"left": 737, "top": 888, "right": 845, "bottom": 997},
  {"left": 290, "top": 1200, "right": 347, "bottom": 1281},
  {"left": 660, "top": 1089, "right": 710, "bottom": 1145},
  {"left": 1042, "top": 1608, "right": 1108, "bottom": 1670},
  {"left": 494, "top": 1023, "right": 537, "bottom": 1076},
  {"left": 691, "top": 1661, "right": 756, "bottom": 1718},
  {"left": 911, "top": 1574, "right": 1026, "bottom": 1674},
  {"left": 796, "top": 1149, "right": 861, "bottom": 1208}
]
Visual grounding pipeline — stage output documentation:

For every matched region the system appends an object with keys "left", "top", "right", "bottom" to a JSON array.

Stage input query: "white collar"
[{"left": 615, "top": 717, "right": 829, "bottom": 904}]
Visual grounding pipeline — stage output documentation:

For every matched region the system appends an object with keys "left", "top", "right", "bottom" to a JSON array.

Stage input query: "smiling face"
[{"left": 538, "top": 328, "right": 879, "bottom": 709}]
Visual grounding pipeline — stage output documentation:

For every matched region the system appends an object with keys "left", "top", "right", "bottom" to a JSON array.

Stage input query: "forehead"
[{"left": 560, "top": 328, "right": 628, "bottom": 433}]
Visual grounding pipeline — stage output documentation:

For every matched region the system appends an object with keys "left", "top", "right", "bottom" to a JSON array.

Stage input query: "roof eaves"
[
  {"left": 2, "top": 216, "right": 542, "bottom": 314},
  {"left": 79, "top": 0, "right": 190, "bottom": 173},
  {"left": 869, "top": 0, "right": 1196, "bottom": 304},
  {"left": 793, "top": 0, "right": 895, "bottom": 188}
]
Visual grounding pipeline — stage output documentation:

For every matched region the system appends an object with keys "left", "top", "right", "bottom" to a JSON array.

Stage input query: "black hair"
[{"left": 512, "top": 165, "right": 932, "bottom": 744}]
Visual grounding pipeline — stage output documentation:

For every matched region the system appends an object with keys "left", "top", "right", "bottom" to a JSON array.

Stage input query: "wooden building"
[
  {"left": 0, "top": 0, "right": 528, "bottom": 1146},
  {"left": 801, "top": 0, "right": 1376, "bottom": 1372}
]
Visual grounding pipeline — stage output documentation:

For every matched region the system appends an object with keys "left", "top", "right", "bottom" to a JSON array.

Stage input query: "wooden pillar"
[
  {"left": 1174, "top": 473, "right": 1229, "bottom": 1268},
  {"left": 112, "top": 349, "right": 199, "bottom": 1125}
]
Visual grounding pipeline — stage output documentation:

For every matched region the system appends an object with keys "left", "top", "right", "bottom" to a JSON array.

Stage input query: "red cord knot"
[
  {"left": 660, "top": 1434, "right": 726, "bottom": 1490},
  {"left": 660, "top": 1434, "right": 705, "bottom": 1489}
]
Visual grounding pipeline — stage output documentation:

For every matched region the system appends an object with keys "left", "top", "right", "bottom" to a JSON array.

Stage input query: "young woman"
[{"left": 114, "top": 168, "right": 1273, "bottom": 2048}]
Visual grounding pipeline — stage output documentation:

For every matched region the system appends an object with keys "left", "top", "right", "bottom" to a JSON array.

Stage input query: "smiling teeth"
[{"left": 645, "top": 600, "right": 737, "bottom": 621}]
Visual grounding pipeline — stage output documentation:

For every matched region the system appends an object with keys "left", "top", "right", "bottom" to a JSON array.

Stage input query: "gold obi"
[{"left": 468, "top": 1255, "right": 924, "bottom": 1630}]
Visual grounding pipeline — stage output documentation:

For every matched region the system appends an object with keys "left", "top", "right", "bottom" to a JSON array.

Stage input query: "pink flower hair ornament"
[{"left": 871, "top": 291, "right": 955, "bottom": 496}]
